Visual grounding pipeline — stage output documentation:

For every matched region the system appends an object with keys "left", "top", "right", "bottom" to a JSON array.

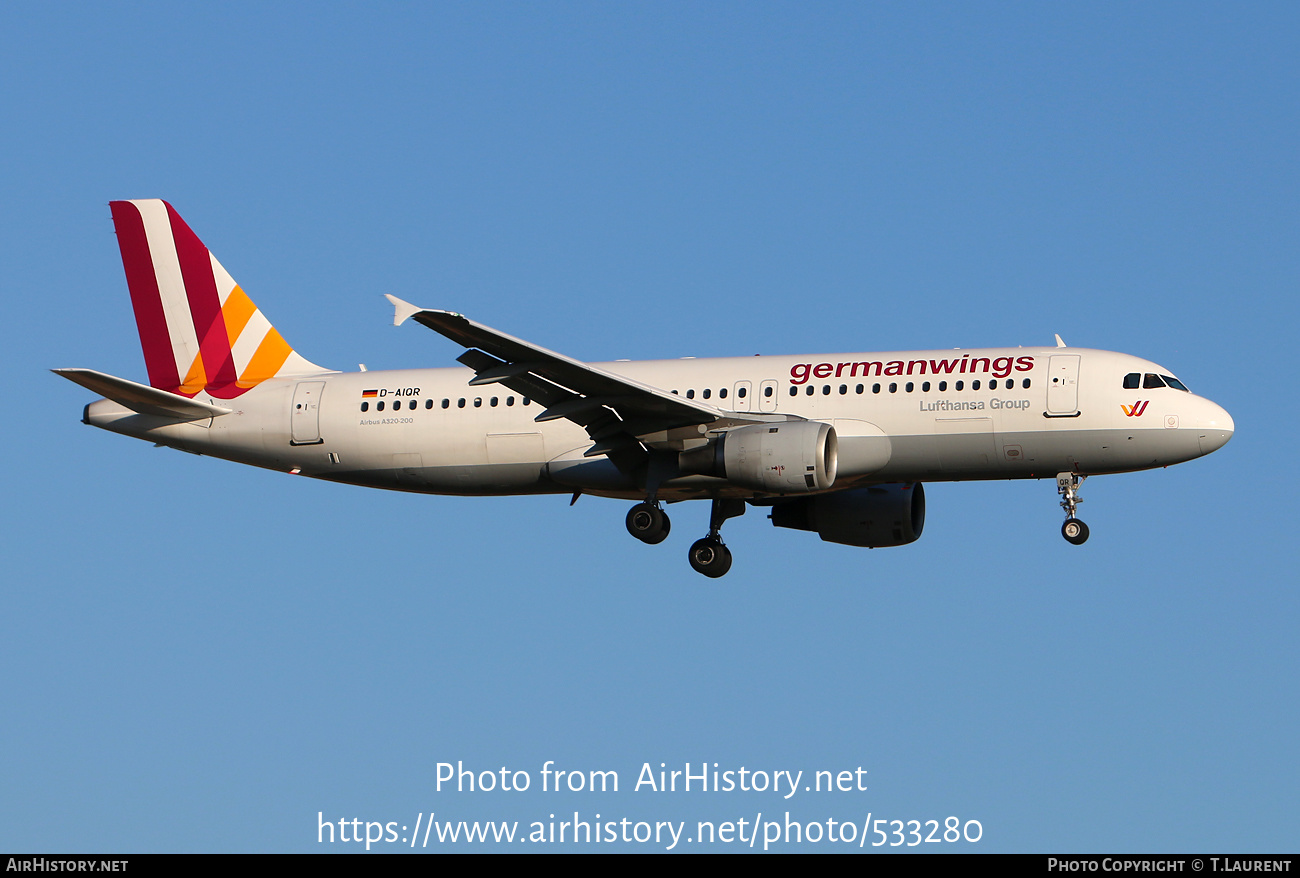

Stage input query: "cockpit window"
[
  {"left": 1162, "top": 375, "right": 1189, "bottom": 392},
  {"left": 1143, "top": 373, "right": 1166, "bottom": 389},
  {"left": 1123, "top": 373, "right": 1140, "bottom": 389}
]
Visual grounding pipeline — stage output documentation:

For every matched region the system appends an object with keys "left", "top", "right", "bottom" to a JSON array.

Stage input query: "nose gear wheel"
[{"left": 1056, "top": 473, "right": 1089, "bottom": 545}]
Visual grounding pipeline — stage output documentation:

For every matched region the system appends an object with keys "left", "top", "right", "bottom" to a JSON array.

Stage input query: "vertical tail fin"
[{"left": 110, "top": 200, "right": 328, "bottom": 399}]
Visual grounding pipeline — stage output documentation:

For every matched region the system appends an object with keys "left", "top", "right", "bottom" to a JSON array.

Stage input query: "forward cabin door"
[{"left": 1046, "top": 356, "right": 1080, "bottom": 415}]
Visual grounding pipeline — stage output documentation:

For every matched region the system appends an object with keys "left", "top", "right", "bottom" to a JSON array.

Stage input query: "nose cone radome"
[{"left": 1197, "top": 400, "right": 1234, "bottom": 456}]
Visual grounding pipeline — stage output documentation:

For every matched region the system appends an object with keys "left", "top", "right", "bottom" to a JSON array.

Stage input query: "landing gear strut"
[
  {"left": 1056, "top": 472, "right": 1089, "bottom": 545},
  {"left": 689, "top": 498, "right": 745, "bottom": 578},
  {"left": 626, "top": 501, "right": 670, "bottom": 544}
]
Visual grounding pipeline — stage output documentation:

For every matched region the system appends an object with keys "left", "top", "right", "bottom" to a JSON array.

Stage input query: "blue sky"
[{"left": 2, "top": 2, "right": 1296, "bottom": 853}]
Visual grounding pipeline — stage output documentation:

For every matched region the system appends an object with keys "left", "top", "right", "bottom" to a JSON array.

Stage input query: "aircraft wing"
[{"left": 386, "top": 296, "right": 783, "bottom": 467}]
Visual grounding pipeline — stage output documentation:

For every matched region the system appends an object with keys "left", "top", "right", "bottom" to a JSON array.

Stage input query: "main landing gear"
[
  {"left": 626, "top": 501, "right": 670, "bottom": 544},
  {"left": 625, "top": 497, "right": 746, "bottom": 577},
  {"left": 688, "top": 499, "right": 745, "bottom": 579},
  {"left": 1056, "top": 472, "right": 1090, "bottom": 545}
]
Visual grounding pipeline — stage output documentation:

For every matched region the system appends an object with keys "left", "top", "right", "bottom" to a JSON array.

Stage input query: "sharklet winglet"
[{"left": 385, "top": 294, "right": 425, "bottom": 327}]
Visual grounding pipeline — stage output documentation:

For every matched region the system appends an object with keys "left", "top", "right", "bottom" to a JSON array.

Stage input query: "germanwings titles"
[{"left": 56, "top": 201, "right": 1235, "bottom": 577}]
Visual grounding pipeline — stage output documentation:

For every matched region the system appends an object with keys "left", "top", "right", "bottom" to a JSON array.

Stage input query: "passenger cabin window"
[
  {"left": 702, "top": 388, "right": 711, "bottom": 399},
  {"left": 719, "top": 388, "right": 728, "bottom": 399},
  {"left": 1123, "top": 373, "right": 1141, "bottom": 389},
  {"left": 360, "top": 402, "right": 369, "bottom": 412},
  {"left": 765, "top": 386, "right": 773, "bottom": 398}
]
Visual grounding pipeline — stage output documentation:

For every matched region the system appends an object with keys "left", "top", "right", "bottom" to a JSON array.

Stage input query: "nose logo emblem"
[{"left": 1121, "top": 401, "right": 1149, "bottom": 417}]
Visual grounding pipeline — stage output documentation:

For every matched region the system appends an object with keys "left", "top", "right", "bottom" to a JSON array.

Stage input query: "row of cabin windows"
[
  {"left": 364, "top": 379, "right": 1034, "bottom": 413},
  {"left": 790, "top": 378, "right": 1031, "bottom": 396},
  {"left": 671, "top": 379, "right": 1031, "bottom": 399},
  {"left": 1123, "top": 372, "right": 1189, "bottom": 392},
  {"left": 361, "top": 396, "right": 532, "bottom": 412},
  {"left": 672, "top": 386, "right": 743, "bottom": 400}
]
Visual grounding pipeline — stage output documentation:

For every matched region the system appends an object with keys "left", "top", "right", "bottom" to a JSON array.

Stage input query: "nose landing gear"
[{"left": 1057, "top": 472, "right": 1089, "bottom": 545}]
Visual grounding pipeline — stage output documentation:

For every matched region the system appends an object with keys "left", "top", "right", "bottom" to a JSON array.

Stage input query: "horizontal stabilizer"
[{"left": 53, "top": 368, "right": 232, "bottom": 420}]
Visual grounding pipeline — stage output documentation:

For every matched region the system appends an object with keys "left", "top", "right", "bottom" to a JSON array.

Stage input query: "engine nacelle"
[
  {"left": 680, "top": 420, "right": 837, "bottom": 494},
  {"left": 769, "top": 482, "right": 925, "bottom": 547}
]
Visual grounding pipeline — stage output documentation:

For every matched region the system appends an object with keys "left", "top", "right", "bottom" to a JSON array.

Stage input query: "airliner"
[{"left": 56, "top": 200, "right": 1235, "bottom": 577}]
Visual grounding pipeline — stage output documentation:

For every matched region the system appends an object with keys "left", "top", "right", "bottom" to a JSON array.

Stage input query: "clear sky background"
[{"left": 1, "top": 2, "right": 1296, "bottom": 853}]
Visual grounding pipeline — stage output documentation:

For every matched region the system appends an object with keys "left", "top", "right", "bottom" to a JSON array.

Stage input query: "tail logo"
[
  {"left": 1121, "top": 401, "right": 1150, "bottom": 417},
  {"left": 110, "top": 200, "right": 326, "bottom": 399}
]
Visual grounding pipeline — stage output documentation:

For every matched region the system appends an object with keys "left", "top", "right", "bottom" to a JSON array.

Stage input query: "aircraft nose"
[{"left": 1197, "top": 399, "right": 1234, "bottom": 455}]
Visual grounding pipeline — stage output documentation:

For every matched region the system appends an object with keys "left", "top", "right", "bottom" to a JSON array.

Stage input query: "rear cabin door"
[{"left": 290, "top": 381, "right": 326, "bottom": 445}]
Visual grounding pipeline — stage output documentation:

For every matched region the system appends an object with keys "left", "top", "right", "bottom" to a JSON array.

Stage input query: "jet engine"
[
  {"left": 769, "top": 482, "right": 925, "bottom": 547},
  {"left": 679, "top": 420, "right": 837, "bottom": 494}
]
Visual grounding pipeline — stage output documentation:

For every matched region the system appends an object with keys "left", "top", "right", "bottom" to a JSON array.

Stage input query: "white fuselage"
[{"left": 83, "top": 345, "right": 1234, "bottom": 500}]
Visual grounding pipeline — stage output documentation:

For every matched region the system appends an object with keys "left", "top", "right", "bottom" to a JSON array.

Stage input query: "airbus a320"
[{"left": 57, "top": 201, "right": 1235, "bottom": 577}]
